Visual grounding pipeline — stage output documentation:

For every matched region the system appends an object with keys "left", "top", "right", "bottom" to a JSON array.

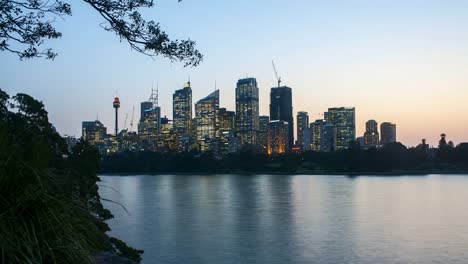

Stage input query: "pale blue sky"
[{"left": 1, "top": 0, "right": 468, "bottom": 146}]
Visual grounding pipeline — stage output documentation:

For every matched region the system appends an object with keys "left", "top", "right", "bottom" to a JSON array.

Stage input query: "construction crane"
[
  {"left": 272, "top": 60, "right": 282, "bottom": 87},
  {"left": 123, "top": 113, "right": 128, "bottom": 130},
  {"left": 130, "top": 105, "right": 135, "bottom": 132}
]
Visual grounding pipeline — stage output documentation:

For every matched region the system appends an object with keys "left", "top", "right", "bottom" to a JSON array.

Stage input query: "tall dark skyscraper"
[
  {"left": 363, "top": 119, "right": 380, "bottom": 147},
  {"left": 140, "top": 101, "right": 153, "bottom": 121},
  {"left": 258, "top": 116, "right": 270, "bottom": 152},
  {"left": 326, "top": 107, "right": 355, "bottom": 150},
  {"left": 270, "top": 86, "right": 293, "bottom": 148},
  {"left": 380, "top": 122, "right": 397, "bottom": 145},
  {"left": 173, "top": 82, "right": 193, "bottom": 136},
  {"left": 235, "top": 78, "right": 259, "bottom": 145},
  {"left": 296, "top": 111, "right": 309, "bottom": 149}
]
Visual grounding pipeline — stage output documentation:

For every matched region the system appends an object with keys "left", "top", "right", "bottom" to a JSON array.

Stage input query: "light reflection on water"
[{"left": 99, "top": 174, "right": 468, "bottom": 264}]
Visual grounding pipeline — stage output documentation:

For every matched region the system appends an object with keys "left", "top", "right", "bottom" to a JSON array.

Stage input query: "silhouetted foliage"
[
  {"left": 102, "top": 140, "right": 468, "bottom": 175},
  {"left": 0, "top": 89, "right": 142, "bottom": 263},
  {"left": 0, "top": 0, "right": 202, "bottom": 66}
]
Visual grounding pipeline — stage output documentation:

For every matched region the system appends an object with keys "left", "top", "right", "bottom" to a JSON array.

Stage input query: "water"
[{"left": 99, "top": 174, "right": 468, "bottom": 264}]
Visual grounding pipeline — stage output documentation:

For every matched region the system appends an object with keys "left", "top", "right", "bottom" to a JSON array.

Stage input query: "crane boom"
[
  {"left": 123, "top": 113, "right": 128, "bottom": 130},
  {"left": 130, "top": 105, "right": 135, "bottom": 132},
  {"left": 272, "top": 60, "right": 282, "bottom": 87}
]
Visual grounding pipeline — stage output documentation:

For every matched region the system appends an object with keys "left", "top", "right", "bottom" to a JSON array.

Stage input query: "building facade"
[
  {"left": 173, "top": 82, "right": 192, "bottom": 137},
  {"left": 363, "top": 119, "right": 380, "bottom": 148},
  {"left": 82, "top": 120, "right": 107, "bottom": 153},
  {"left": 258, "top": 116, "right": 270, "bottom": 152},
  {"left": 195, "top": 90, "right": 220, "bottom": 151},
  {"left": 380, "top": 122, "right": 397, "bottom": 145},
  {"left": 296, "top": 111, "right": 309, "bottom": 150},
  {"left": 267, "top": 120, "right": 289, "bottom": 155},
  {"left": 325, "top": 107, "right": 355, "bottom": 150},
  {"left": 235, "top": 78, "right": 259, "bottom": 145},
  {"left": 320, "top": 122, "right": 337, "bottom": 152},
  {"left": 270, "top": 86, "right": 294, "bottom": 149}
]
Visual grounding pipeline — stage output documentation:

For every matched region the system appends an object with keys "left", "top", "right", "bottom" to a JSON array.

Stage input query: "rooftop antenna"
[{"left": 272, "top": 60, "right": 282, "bottom": 87}]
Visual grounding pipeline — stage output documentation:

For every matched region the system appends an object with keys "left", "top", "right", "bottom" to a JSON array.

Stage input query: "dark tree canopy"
[{"left": 0, "top": 0, "right": 202, "bottom": 66}]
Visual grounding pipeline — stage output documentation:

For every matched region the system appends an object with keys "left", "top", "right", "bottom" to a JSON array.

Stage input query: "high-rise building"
[
  {"left": 138, "top": 89, "right": 161, "bottom": 147},
  {"left": 310, "top": 119, "right": 324, "bottom": 152},
  {"left": 258, "top": 116, "right": 270, "bottom": 152},
  {"left": 380, "top": 122, "right": 397, "bottom": 145},
  {"left": 82, "top": 120, "right": 107, "bottom": 153},
  {"left": 219, "top": 108, "right": 236, "bottom": 132},
  {"left": 363, "top": 120, "right": 380, "bottom": 147},
  {"left": 267, "top": 120, "right": 289, "bottom": 155},
  {"left": 296, "top": 111, "right": 309, "bottom": 150},
  {"left": 195, "top": 90, "right": 219, "bottom": 151},
  {"left": 325, "top": 107, "right": 355, "bottom": 150},
  {"left": 138, "top": 106, "right": 161, "bottom": 136},
  {"left": 270, "top": 86, "right": 294, "bottom": 148},
  {"left": 235, "top": 78, "right": 259, "bottom": 145},
  {"left": 140, "top": 101, "right": 153, "bottom": 121},
  {"left": 320, "top": 122, "right": 337, "bottom": 152},
  {"left": 173, "top": 82, "right": 192, "bottom": 136}
]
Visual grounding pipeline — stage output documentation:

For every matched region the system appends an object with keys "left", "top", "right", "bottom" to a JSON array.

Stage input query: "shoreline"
[{"left": 99, "top": 170, "right": 468, "bottom": 177}]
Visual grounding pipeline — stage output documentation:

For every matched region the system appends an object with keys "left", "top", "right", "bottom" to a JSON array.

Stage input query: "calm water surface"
[{"left": 99, "top": 174, "right": 468, "bottom": 264}]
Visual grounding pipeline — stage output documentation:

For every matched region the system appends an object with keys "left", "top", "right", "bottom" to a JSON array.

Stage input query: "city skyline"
[{"left": 1, "top": 0, "right": 468, "bottom": 146}]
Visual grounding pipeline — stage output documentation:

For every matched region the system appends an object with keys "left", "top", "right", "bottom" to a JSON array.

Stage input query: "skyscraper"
[
  {"left": 82, "top": 120, "right": 107, "bottom": 153},
  {"left": 270, "top": 86, "right": 294, "bottom": 148},
  {"left": 235, "top": 78, "right": 259, "bottom": 145},
  {"left": 267, "top": 120, "right": 289, "bottom": 155},
  {"left": 380, "top": 122, "right": 397, "bottom": 145},
  {"left": 310, "top": 119, "right": 324, "bottom": 152},
  {"left": 138, "top": 89, "right": 161, "bottom": 137},
  {"left": 140, "top": 101, "right": 153, "bottom": 121},
  {"left": 363, "top": 120, "right": 380, "bottom": 148},
  {"left": 258, "top": 116, "right": 270, "bottom": 152},
  {"left": 219, "top": 108, "right": 236, "bottom": 132},
  {"left": 173, "top": 82, "right": 192, "bottom": 137},
  {"left": 296, "top": 111, "right": 309, "bottom": 150},
  {"left": 326, "top": 107, "right": 355, "bottom": 150},
  {"left": 195, "top": 90, "right": 219, "bottom": 151},
  {"left": 320, "top": 123, "right": 337, "bottom": 152}
]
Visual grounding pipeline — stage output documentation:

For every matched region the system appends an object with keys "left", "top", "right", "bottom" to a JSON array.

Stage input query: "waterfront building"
[
  {"left": 258, "top": 116, "right": 270, "bottom": 152},
  {"left": 363, "top": 119, "right": 380, "bottom": 148},
  {"left": 325, "top": 107, "right": 355, "bottom": 150},
  {"left": 140, "top": 101, "right": 153, "bottom": 121},
  {"left": 219, "top": 108, "right": 236, "bottom": 132},
  {"left": 270, "top": 86, "right": 294, "bottom": 148},
  {"left": 195, "top": 90, "right": 220, "bottom": 151},
  {"left": 320, "top": 122, "right": 337, "bottom": 152},
  {"left": 235, "top": 78, "right": 259, "bottom": 145},
  {"left": 380, "top": 122, "right": 397, "bottom": 145},
  {"left": 267, "top": 120, "right": 289, "bottom": 155},
  {"left": 82, "top": 120, "right": 106, "bottom": 149},
  {"left": 310, "top": 119, "right": 323, "bottom": 152},
  {"left": 220, "top": 130, "right": 241, "bottom": 155},
  {"left": 173, "top": 82, "right": 192, "bottom": 137},
  {"left": 138, "top": 88, "right": 161, "bottom": 137},
  {"left": 296, "top": 111, "right": 309, "bottom": 150}
]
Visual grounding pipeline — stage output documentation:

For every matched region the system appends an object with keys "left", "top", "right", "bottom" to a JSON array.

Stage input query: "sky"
[{"left": 1, "top": 0, "right": 468, "bottom": 147}]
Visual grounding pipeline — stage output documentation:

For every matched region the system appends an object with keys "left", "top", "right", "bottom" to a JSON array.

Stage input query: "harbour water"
[{"left": 99, "top": 174, "right": 468, "bottom": 264}]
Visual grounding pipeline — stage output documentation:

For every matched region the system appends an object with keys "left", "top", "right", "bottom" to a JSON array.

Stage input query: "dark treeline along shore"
[
  {"left": 0, "top": 89, "right": 143, "bottom": 263},
  {"left": 101, "top": 140, "right": 468, "bottom": 175}
]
